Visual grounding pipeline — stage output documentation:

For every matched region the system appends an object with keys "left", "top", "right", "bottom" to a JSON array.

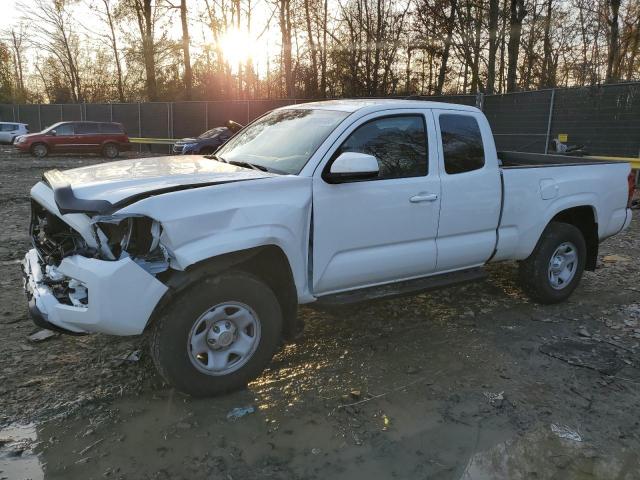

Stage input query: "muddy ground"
[{"left": 1, "top": 145, "right": 639, "bottom": 479}]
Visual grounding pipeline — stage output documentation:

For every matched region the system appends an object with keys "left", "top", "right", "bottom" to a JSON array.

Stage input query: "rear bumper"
[{"left": 22, "top": 248, "right": 168, "bottom": 335}]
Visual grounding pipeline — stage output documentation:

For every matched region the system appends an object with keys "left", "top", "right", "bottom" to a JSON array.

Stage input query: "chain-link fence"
[{"left": 1, "top": 82, "right": 639, "bottom": 157}]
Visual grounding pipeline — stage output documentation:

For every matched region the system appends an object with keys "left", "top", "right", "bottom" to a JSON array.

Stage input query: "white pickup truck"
[{"left": 22, "top": 100, "right": 634, "bottom": 396}]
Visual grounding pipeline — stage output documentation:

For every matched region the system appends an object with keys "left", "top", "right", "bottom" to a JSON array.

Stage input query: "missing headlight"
[{"left": 92, "top": 215, "right": 170, "bottom": 274}]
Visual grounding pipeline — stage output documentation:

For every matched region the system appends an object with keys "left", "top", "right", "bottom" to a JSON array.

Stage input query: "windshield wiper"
[
  {"left": 206, "top": 154, "right": 282, "bottom": 174},
  {"left": 227, "top": 160, "right": 269, "bottom": 172},
  {"left": 204, "top": 153, "right": 225, "bottom": 162}
]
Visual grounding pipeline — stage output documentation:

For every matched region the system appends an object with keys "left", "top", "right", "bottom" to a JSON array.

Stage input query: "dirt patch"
[{"left": 1, "top": 145, "right": 639, "bottom": 479}]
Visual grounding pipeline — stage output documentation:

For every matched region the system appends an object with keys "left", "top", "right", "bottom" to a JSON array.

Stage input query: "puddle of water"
[
  {"left": 461, "top": 427, "right": 640, "bottom": 480},
  {"left": 0, "top": 423, "right": 44, "bottom": 480}
]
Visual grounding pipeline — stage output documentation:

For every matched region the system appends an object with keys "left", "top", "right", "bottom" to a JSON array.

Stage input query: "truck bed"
[{"left": 498, "top": 151, "right": 619, "bottom": 169}]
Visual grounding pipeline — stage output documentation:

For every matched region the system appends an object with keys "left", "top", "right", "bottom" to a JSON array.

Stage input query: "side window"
[
  {"left": 335, "top": 115, "right": 427, "bottom": 180},
  {"left": 439, "top": 114, "right": 485, "bottom": 174},
  {"left": 100, "top": 123, "right": 123, "bottom": 134},
  {"left": 75, "top": 123, "right": 99, "bottom": 134},
  {"left": 56, "top": 124, "right": 74, "bottom": 136}
]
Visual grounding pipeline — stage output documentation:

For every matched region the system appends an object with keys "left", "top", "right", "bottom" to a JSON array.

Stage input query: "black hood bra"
[{"left": 44, "top": 169, "right": 261, "bottom": 216}]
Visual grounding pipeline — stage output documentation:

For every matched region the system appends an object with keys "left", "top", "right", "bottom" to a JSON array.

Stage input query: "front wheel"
[
  {"left": 518, "top": 222, "right": 586, "bottom": 304},
  {"left": 31, "top": 143, "right": 48, "bottom": 158},
  {"left": 150, "top": 271, "right": 283, "bottom": 397}
]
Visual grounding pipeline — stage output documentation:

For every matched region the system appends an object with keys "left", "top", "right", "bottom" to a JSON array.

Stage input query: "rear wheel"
[
  {"left": 102, "top": 143, "right": 119, "bottom": 159},
  {"left": 150, "top": 270, "right": 283, "bottom": 397},
  {"left": 519, "top": 222, "right": 586, "bottom": 304},
  {"left": 30, "top": 143, "right": 48, "bottom": 158}
]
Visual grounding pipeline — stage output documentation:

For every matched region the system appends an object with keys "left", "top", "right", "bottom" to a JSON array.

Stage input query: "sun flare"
[{"left": 219, "top": 27, "right": 255, "bottom": 67}]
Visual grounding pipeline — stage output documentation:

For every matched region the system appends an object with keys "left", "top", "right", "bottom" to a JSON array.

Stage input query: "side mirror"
[
  {"left": 49, "top": 130, "right": 57, "bottom": 136},
  {"left": 226, "top": 120, "right": 243, "bottom": 133},
  {"left": 326, "top": 151, "right": 379, "bottom": 183}
]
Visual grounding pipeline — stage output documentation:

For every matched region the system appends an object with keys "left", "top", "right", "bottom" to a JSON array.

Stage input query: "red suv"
[{"left": 14, "top": 121, "right": 132, "bottom": 159}]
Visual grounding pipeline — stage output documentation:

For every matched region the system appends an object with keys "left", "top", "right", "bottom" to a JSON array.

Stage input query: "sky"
[{"left": 1, "top": 0, "right": 23, "bottom": 28}]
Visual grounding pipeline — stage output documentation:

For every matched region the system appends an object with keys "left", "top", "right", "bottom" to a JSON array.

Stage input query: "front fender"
[
  {"left": 169, "top": 226, "right": 311, "bottom": 301},
  {"left": 115, "top": 176, "right": 314, "bottom": 302}
]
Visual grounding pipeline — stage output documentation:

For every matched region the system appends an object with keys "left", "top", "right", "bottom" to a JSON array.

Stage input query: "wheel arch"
[
  {"left": 547, "top": 205, "right": 598, "bottom": 271},
  {"left": 101, "top": 140, "right": 119, "bottom": 150},
  {"left": 147, "top": 245, "right": 300, "bottom": 339},
  {"left": 30, "top": 142, "right": 49, "bottom": 155}
]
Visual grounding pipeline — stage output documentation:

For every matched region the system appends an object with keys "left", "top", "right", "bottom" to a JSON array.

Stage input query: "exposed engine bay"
[{"left": 30, "top": 200, "right": 170, "bottom": 307}]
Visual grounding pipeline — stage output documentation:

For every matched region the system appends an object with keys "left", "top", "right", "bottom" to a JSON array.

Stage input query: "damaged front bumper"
[{"left": 22, "top": 248, "right": 168, "bottom": 335}]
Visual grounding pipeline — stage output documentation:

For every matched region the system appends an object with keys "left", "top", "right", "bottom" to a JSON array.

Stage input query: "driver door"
[
  {"left": 312, "top": 110, "right": 441, "bottom": 295},
  {"left": 49, "top": 123, "right": 75, "bottom": 152}
]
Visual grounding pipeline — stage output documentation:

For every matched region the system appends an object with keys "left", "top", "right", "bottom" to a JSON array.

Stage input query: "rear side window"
[
  {"left": 56, "top": 124, "right": 74, "bottom": 135},
  {"left": 1, "top": 124, "right": 15, "bottom": 131},
  {"left": 439, "top": 114, "right": 485, "bottom": 174},
  {"left": 75, "top": 123, "right": 99, "bottom": 134},
  {"left": 100, "top": 123, "right": 123, "bottom": 134},
  {"left": 335, "top": 115, "right": 428, "bottom": 180}
]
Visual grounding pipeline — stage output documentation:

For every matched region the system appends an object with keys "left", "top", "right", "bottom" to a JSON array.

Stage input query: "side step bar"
[{"left": 315, "top": 267, "right": 488, "bottom": 306}]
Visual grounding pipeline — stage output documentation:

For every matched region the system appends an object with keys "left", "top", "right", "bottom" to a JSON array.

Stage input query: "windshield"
[
  {"left": 42, "top": 122, "right": 64, "bottom": 133},
  {"left": 215, "top": 108, "right": 350, "bottom": 174}
]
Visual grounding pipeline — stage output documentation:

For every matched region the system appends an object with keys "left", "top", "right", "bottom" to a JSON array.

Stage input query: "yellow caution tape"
[
  {"left": 129, "top": 137, "right": 178, "bottom": 145},
  {"left": 586, "top": 155, "right": 640, "bottom": 170}
]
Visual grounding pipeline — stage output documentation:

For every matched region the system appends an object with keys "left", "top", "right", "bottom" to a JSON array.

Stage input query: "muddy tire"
[
  {"left": 518, "top": 222, "right": 586, "bottom": 304},
  {"left": 31, "top": 143, "right": 48, "bottom": 158},
  {"left": 102, "top": 143, "right": 119, "bottom": 159},
  {"left": 150, "top": 270, "right": 283, "bottom": 397}
]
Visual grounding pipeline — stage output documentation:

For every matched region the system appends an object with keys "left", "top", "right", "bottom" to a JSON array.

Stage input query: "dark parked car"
[
  {"left": 172, "top": 121, "right": 243, "bottom": 154},
  {"left": 14, "top": 121, "right": 131, "bottom": 159}
]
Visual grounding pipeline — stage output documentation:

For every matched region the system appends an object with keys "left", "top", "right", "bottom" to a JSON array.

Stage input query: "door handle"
[{"left": 410, "top": 193, "right": 438, "bottom": 203}]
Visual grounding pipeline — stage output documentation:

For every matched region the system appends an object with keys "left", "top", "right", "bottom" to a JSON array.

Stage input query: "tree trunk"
[
  {"left": 9, "top": 30, "right": 26, "bottom": 101},
  {"left": 279, "top": 0, "right": 293, "bottom": 97},
  {"left": 540, "top": 0, "right": 554, "bottom": 88},
  {"left": 605, "top": 0, "right": 621, "bottom": 83},
  {"left": 486, "top": 0, "right": 499, "bottom": 93},
  {"left": 436, "top": 0, "right": 457, "bottom": 95},
  {"left": 102, "top": 0, "right": 125, "bottom": 102},
  {"left": 303, "top": 0, "right": 318, "bottom": 96},
  {"left": 626, "top": 20, "right": 640, "bottom": 80},
  {"left": 507, "top": 0, "right": 526, "bottom": 92},
  {"left": 498, "top": 0, "right": 507, "bottom": 92},
  {"left": 134, "top": 0, "right": 157, "bottom": 101},
  {"left": 180, "top": 0, "right": 193, "bottom": 99}
]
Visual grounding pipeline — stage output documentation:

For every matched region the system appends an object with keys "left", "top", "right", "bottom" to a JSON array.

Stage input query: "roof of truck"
[{"left": 287, "top": 98, "right": 480, "bottom": 114}]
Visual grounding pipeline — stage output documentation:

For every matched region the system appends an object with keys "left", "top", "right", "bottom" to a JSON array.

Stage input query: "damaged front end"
[
  {"left": 24, "top": 194, "right": 169, "bottom": 336},
  {"left": 91, "top": 214, "right": 170, "bottom": 274}
]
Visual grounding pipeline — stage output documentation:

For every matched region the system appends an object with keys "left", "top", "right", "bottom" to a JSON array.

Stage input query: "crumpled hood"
[{"left": 42, "top": 155, "right": 275, "bottom": 213}]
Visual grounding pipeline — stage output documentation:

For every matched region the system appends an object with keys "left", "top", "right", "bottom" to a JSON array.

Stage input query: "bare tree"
[
  {"left": 605, "top": 0, "right": 621, "bottom": 82},
  {"left": 487, "top": 0, "right": 500, "bottom": 93},
  {"left": 88, "top": 0, "right": 127, "bottom": 101},
  {"left": 3, "top": 25, "right": 28, "bottom": 101},
  {"left": 21, "top": 0, "right": 84, "bottom": 102},
  {"left": 165, "top": 0, "right": 193, "bottom": 99},
  {"left": 125, "top": 0, "right": 159, "bottom": 100},
  {"left": 507, "top": 0, "right": 527, "bottom": 91},
  {"left": 277, "top": 0, "right": 294, "bottom": 97}
]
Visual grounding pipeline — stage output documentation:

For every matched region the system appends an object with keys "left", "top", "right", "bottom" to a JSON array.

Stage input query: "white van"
[{"left": 0, "top": 122, "right": 29, "bottom": 144}]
